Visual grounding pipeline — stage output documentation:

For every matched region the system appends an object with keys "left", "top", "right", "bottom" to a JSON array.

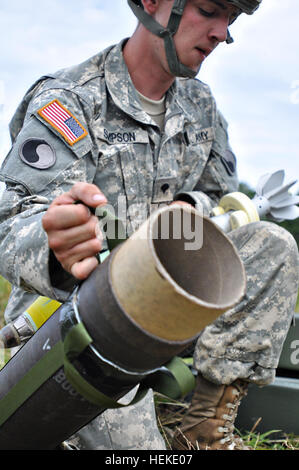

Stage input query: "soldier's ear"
[{"left": 142, "top": 0, "right": 159, "bottom": 14}]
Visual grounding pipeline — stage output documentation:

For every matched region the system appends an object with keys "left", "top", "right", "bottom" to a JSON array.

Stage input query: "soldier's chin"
[
  {"left": 181, "top": 57, "right": 203, "bottom": 76},
  {"left": 187, "top": 62, "right": 202, "bottom": 76}
]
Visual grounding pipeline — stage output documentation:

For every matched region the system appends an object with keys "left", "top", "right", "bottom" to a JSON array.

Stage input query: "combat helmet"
[{"left": 127, "top": 0, "right": 262, "bottom": 78}]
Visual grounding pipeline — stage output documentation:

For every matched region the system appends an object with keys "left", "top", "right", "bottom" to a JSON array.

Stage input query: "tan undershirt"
[{"left": 136, "top": 90, "right": 166, "bottom": 130}]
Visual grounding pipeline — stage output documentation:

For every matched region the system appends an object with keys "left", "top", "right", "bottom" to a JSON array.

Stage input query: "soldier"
[{"left": 0, "top": 0, "right": 298, "bottom": 451}]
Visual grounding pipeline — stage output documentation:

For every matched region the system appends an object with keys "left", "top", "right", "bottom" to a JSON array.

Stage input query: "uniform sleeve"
[
  {"left": 0, "top": 84, "right": 96, "bottom": 301},
  {"left": 0, "top": 184, "right": 75, "bottom": 301},
  {"left": 193, "top": 110, "right": 239, "bottom": 210}
]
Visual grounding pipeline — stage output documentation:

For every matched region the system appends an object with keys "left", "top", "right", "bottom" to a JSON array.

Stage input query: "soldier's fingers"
[
  {"left": 50, "top": 183, "right": 107, "bottom": 209},
  {"left": 68, "top": 182, "right": 107, "bottom": 209},
  {"left": 49, "top": 192, "right": 78, "bottom": 207},
  {"left": 71, "top": 257, "right": 99, "bottom": 280},
  {"left": 46, "top": 216, "right": 100, "bottom": 250},
  {"left": 170, "top": 200, "right": 193, "bottom": 208},
  {"left": 43, "top": 203, "right": 92, "bottom": 231},
  {"left": 56, "top": 237, "right": 102, "bottom": 271}
]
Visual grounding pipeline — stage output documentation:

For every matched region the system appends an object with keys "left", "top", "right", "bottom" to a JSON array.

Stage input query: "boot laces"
[{"left": 218, "top": 384, "right": 246, "bottom": 446}]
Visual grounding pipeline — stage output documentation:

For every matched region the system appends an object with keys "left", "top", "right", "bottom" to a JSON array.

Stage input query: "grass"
[
  {"left": 239, "top": 429, "right": 299, "bottom": 451},
  {"left": 154, "top": 393, "right": 299, "bottom": 451},
  {"left": 0, "top": 276, "right": 11, "bottom": 328}
]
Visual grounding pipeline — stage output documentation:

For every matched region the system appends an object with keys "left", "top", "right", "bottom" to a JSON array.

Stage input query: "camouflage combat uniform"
[{"left": 0, "top": 40, "right": 298, "bottom": 449}]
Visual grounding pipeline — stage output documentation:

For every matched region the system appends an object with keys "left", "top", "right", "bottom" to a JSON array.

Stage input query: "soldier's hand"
[{"left": 42, "top": 182, "right": 107, "bottom": 280}]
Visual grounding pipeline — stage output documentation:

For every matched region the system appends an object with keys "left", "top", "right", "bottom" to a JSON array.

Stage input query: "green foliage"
[
  {"left": 239, "top": 429, "right": 299, "bottom": 451},
  {"left": 239, "top": 182, "right": 255, "bottom": 200},
  {"left": 239, "top": 181, "right": 299, "bottom": 248},
  {"left": 280, "top": 219, "right": 299, "bottom": 248},
  {"left": 0, "top": 276, "right": 11, "bottom": 328}
]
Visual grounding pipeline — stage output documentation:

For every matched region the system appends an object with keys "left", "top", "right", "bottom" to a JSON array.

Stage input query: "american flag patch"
[{"left": 37, "top": 99, "right": 88, "bottom": 146}]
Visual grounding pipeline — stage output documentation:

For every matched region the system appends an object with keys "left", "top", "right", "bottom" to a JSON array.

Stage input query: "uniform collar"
[
  {"left": 104, "top": 40, "right": 198, "bottom": 132},
  {"left": 104, "top": 40, "right": 152, "bottom": 126}
]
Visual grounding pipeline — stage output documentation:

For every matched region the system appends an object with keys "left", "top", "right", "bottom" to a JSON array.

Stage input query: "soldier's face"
[{"left": 157, "top": 0, "right": 238, "bottom": 75}]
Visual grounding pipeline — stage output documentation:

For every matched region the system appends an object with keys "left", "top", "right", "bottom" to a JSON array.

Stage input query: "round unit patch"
[
  {"left": 221, "top": 149, "right": 237, "bottom": 176},
  {"left": 19, "top": 139, "right": 56, "bottom": 169}
]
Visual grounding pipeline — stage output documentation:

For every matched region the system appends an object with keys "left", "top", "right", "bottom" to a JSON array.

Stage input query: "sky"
[{"left": 0, "top": 0, "right": 298, "bottom": 192}]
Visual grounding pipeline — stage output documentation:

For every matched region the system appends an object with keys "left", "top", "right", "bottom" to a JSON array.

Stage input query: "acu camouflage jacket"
[{"left": 0, "top": 40, "right": 238, "bottom": 321}]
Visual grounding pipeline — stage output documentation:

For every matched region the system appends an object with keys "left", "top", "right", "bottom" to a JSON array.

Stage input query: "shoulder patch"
[
  {"left": 37, "top": 99, "right": 88, "bottom": 146},
  {"left": 221, "top": 149, "right": 237, "bottom": 176},
  {"left": 19, "top": 139, "right": 56, "bottom": 169}
]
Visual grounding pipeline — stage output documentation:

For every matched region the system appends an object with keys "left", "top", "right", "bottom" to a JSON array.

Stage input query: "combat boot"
[{"left": 172, "top": 373, "right": 250, "bottom": 450}]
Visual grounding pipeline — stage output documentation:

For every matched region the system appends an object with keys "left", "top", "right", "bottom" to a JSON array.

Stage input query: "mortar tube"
[
  {"left": 0, "top": 205, "right": 246, "bottom": 449},
  {"left": 0, "top": 257, "right": 196, "bottom": 450}
]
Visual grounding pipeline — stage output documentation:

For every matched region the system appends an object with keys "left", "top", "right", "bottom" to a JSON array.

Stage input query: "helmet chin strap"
[{"left": 128, "top": 0, "right": 197, "bottom": 78}]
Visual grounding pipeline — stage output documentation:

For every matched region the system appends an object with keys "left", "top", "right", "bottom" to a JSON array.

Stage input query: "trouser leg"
[
  {"left": 194, "top": 221, "right": 299, "bottom": 386},
  {"left": 65, "top": 388, "right": 166, "bottom": 450}
]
